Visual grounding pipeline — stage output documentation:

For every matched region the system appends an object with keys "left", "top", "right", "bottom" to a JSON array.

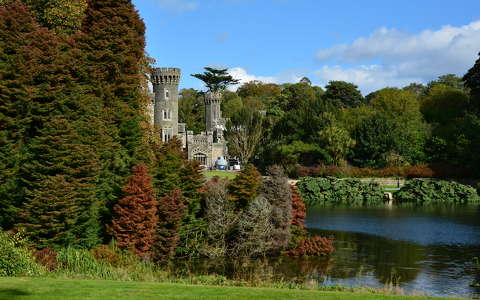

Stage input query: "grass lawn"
[
  {"left": 0, "top": 277, "right": 457, "bottom": 300},
  {"left": 202, "top": 170, "right": 238, "bottom": 180}
]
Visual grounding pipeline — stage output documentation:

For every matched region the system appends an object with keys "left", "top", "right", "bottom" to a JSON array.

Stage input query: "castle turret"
[
  {"left": 151, "top": 68, "right": 181, "bottom": 142},
  {"left": 204, "top": 91, "right": 222, "bottom": 132}
]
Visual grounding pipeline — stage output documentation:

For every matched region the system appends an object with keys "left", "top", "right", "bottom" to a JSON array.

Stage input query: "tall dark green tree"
[
  {"left": 464, "top": 52, "right": 480, "bottom": 112},
  {"left": 191, "top": 67, "right": 239, "bottom": 92}
]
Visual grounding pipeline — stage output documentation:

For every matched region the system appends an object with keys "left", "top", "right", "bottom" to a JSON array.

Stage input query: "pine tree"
[
  {"left": 176, "top": 160, "right": 207, "bottom": 257},
  {"left": 20, "top": 117, "right": 101, "bottom": 248},
  {"left": 228, "top": 164, "right": 262, "bottom": 209},
  {"left": 108, "top": 164, "right": 158, "bottom": 258},
  {"left": 153, "top": 138, "right": 184, "bottom": 199},
  {"left": 155, "top": 189, "right": 185, "bottom": 261},
  {"left": 0, "top": 2, "right": 80, "bottom": 230}
]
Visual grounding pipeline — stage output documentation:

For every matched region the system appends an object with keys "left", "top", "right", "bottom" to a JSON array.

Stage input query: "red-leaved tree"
[
  {"left": 291, "top": 185, "right": 306, "bottom": 228},
  {"left": 155, "top": 189, "right": 185, "bottom": 261},
  {"left": 108, "top": 164, "right": 158, "bottom": 259}
]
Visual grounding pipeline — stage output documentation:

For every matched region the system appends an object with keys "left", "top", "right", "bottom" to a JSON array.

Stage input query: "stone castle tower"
[
  {"left": 151, "top": 68, "right": 182, "bottom": 142},
  {"left": 150, "top": 67, "right": 227, "bottom": 168}
]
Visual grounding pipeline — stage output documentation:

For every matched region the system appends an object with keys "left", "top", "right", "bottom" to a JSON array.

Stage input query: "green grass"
[
  {"left": 202, "top": 170, "right": 238, "bottom": 180},
  {"left": 0, "top": 277, "right": 459, "bottom": 300}
]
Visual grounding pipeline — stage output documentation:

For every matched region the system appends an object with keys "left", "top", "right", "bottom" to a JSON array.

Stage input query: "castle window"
[
  {"left": 165, "top": 89, "right": 169, "bottom": 99},
  {"left": 193, "top": 153, "right": 207, "bottom": 166},
  {"left": 162, "top": 128, "right": 173, "bottom": 142},
  {"left": 163, "top": 110, "right": 172, "bottom": 121}
]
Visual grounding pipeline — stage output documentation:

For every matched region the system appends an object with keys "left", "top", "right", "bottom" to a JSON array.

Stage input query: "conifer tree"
[
  {"left": 0, "top": 2, "right": 79, "bottom": 230},
  {"left": 108, "top": 164, "right": 158, "bottom": 258},
  {"left": 155, "top": 189, "right": 185, "bottom": 261},
  {"left": 228, "top": 164, "right": 262, "bottom": 209},
  {"left": 20, "top": 117, "right": 101, "bottom": 248},
  {"left": 176, "top": 160, "right": 207, "bottom": 257}
]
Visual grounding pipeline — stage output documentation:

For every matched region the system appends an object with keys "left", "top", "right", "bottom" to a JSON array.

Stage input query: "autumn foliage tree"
[
  {"left": 290, "top": 185, "right": 306, "bottom": 228},
  {"left": 108, "top": 164, "right": 158, "bottom": 259},
  {"left": 155, "top": 189, "right": 185, "bottom": 261},
  {"left": 228, "top": 164, "right": 262, "bottom": 209}
]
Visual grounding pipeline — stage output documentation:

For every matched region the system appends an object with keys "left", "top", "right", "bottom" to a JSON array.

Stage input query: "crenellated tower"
[
  {"left": 204, "top": 91, "right": 226, "bottom": 143},
  {"left": 151, "top": 68, "right": 181, "bottom": 142}
]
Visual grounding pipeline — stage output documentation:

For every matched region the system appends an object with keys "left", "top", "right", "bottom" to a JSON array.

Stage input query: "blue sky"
[{"left": 132, "top": 0, "right": 480, "bottom": 94}]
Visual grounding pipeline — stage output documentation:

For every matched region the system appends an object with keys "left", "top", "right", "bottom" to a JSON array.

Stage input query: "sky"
[{"left": 132, "top": 0, "right": 480, "bottom": 94}]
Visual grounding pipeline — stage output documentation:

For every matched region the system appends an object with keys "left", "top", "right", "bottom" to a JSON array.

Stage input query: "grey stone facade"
[{"left": 151, "top": 67, "right": 228, "bottom": 168}]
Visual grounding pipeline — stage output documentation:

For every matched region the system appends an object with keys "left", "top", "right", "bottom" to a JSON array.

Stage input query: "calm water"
[
  {"left": 307, "top": 206, "right": 480, "bottom": 298},
  {"left": 173, "top": 206, "right": 480, "bottom": 298}
]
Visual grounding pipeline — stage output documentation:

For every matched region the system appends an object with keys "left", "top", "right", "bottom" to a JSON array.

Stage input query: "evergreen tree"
[
  {"left": 155, "top": 189, "right": 185, "bottom": 261},
  {"left": 464, "top": 52, "right": 480, "bottom": 113},
  {"left": 228, "top": 164, "right": 262, "bottom": 210},
  {"left": 176, "top": 160, "right": 207, "bottom": 257},
  {"left": 20, "top": 117, "right": 101, "bottom": 248},
  {"left": 108, "top": 164, "right": 158, "bottom": 258}
]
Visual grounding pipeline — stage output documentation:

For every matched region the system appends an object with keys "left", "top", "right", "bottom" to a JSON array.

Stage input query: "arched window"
[
  {"left": 165, "top": 89, "right": 169, "bottom": 99},
  {"left": 193, "top": 153, "right": 207, "bottom": 166},
  {"left": 162, "top": 128, "right": 173, "bottom": 142}
]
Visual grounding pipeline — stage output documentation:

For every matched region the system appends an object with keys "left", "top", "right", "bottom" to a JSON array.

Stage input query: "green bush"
[
  {"left": 296, "top": 177, "right": 385, "bottom": 208},
  {"left": 0, "top": 231, "right": 43, "bottom": 276},
  {"left": 396, "top": 179, "right": 480, "bottom": 206}
]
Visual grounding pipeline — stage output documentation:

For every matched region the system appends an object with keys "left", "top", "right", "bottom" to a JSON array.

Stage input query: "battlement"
[
  {"left": 151, "top": 67, "right": 181, "bottom": 85},
  {"left": 204, "top": 91, "right": 222, "bottom": 104}
]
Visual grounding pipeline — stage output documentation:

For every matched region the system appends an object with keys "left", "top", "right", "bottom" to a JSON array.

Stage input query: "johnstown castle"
[{"left": 149, "top": 67, "right": 229, "bottom": 169}]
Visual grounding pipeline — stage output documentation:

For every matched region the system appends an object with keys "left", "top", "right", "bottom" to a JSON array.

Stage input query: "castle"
[{"left": 150, "top": 67, "right": 228, "bottom": 168}]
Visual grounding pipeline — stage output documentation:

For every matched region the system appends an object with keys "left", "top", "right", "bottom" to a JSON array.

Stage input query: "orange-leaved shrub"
[
  {"left": 33, "top": 248, "right": 58, "bottom": 271},
  {"left": 286, "top": 236, "right": 335, "bottom": 256}
]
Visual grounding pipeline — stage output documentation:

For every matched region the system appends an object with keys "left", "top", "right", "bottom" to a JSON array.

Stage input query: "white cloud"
[
  {"left": 156, "top": 0, "right": 198, "bottom": 12},
  {"left": 227, "top": 67, "right": 277, "bottom": 90},
  {"left": 315, "top": 21, "right": 480, "bottom": 94}
]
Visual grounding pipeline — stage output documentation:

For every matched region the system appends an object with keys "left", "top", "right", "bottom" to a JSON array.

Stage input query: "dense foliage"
[
  {"left": 0, "top": 231, "right": 43, "bottom": 276},
  {"left": 396, "top": 179, "right": 480, "bottom": 206},
  {"left": 296, "top": 177, "right": 386, "bottom": 208}
]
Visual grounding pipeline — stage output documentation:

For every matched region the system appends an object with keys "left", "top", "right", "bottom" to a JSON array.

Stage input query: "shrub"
[
  {"left": 0, "top": 231, "right": 43, "bottom": 276},
  {"left": 296, "top": 177, "right": 385, "bottom": 208},
  {"left": 286, "top": 236, "right": 334, "bottom": 256},
  {"left": 33, "top": 248, "right": 58, "bottom": 271},
  {"left": 396, "top": 179, "right": 480, "bottom": 206},
  {"left": 290, "top": 185, "right": 306, "bottom": 228}
]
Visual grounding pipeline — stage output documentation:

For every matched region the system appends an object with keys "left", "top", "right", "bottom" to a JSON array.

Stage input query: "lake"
[{"left": 172, "top": 205, "right": 480, "bottom": 298}]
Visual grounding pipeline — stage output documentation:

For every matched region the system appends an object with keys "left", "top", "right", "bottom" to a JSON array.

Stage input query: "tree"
[
  {"left": 178, "top": 89, "right": 205, "bottom": 134},
  {"left": 1, "top": 0, "right": 88, "bottom": 34},
  {"left": 228, "top": 164, "right": 262, "bottom": 210},
  {"left": 350, "top": 113, "right": 396, "bottom": 168},
  {"left": 290, "top": 185, "right": 306, "bottom": 228},
  {"left": 428, "top": 74, "right": 465, "bottom": 91},
  {"left": 201, "top": 177, "right": 238, "bottom": 258},
  {"left": 155, "top": 189, "right": 185, "bottom": 261},
  {"left": 20, "top": 117, "right": 101, "bottom": 249},
  {"left": 191, "top": 67, "right": 239, "bottom": 92},
  {"left": 324, "top": 81, "right": 364, "bottom": 108},
  {"left": 402, "top": 83, "right": 427, "bottom": 97},
  {"left": 108, "top": 164, "right": 158, "bottom": 259},
  {"left": 225, "top": 107, "right": 264, "bottom": 166},
  {"left": 421, "top": 84, "right": 469, "bottom": 124},
  {"left": 261, "top": 166, "right": 292, "bottom": 252},
  {"left": 463, "top": 52, "right": 480, "bottom": 112},
  {"left": 317, "top": 113, "right": 355, "bottom": 166}
]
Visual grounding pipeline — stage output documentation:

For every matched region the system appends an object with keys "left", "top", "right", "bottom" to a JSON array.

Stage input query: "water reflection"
[{"left": 171, "top": 206, "right": 480, "bottom": 298}]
